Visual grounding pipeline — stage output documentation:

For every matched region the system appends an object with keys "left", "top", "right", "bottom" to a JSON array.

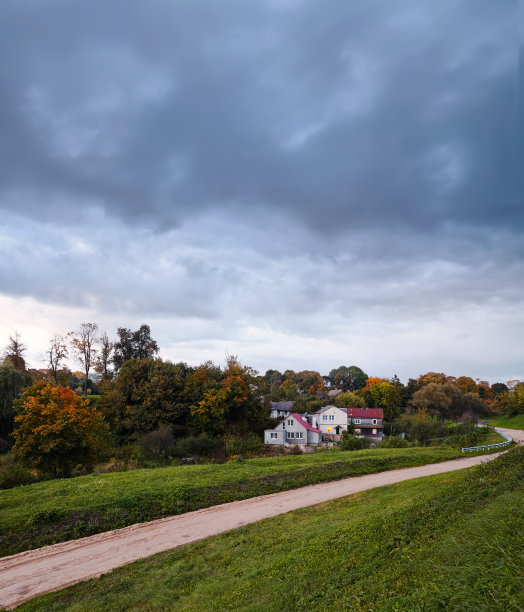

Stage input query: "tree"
[
  {"left": 100, "top": 358, "right": 191, "bottom": 439},
  {"left": 47, "top": 335, "right": 68, "bottom": 384},
  {"left": 112, "top": 324, "right": 159, "bottom": 372},
  {"left": 69, "top": 323, "right": 98, "bottom": 396},
  {"left": 453, "top": 376, "right": 478, "bottom": 394},
  {"left": 410, "top": 383, "right": 489, "bottom": 420},
  {"left": 191, "top": 357, "right": 267, "bottom": 436},
  {"left": 506, "top": 383, "right": 524, "bottom": 416},
  {"left": 328, "top": 365, "right": 368, "bottom": 391},
  {"left": 11, "top": 382, "right": 108, "bottom": 477},
  {"left": 3, "top": 331, "right": 27, "bottom": 371},
  {"left": 95, "top": 332, "right": 113, "bottom": 380},
  {"left": 491, "top": 382, "right": 508, "bottom": 397},
  {"left": 0, "top": 360, "right": 24, "bottom": 439},
  {"left": 416, "top": 372, "right": 455, "bottom": 387},
  {"left": 277, "top": 379, "right": 299, "bottom": 401},
  {"left": 335, "top": 391, "right": 365, "bottom": 409}
]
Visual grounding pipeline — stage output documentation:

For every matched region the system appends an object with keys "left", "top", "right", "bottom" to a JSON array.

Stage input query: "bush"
[
  {"left": 223, "top": 433, "right": 263, "bottom": 456},
  {"left": 339, "top": 432, "right": 372, "bottom": 450},
  {"left": 0, "top": 454, "right": 42, "bottom": 490},
  {"left": 379, "top": 436, "right": 413, "bottom": 448},
  {"left": 172, "top": 434, "right": 220, "bottom": 458},
  {"left": 137, "top": 426, "right": 176, "bottom": 462}
]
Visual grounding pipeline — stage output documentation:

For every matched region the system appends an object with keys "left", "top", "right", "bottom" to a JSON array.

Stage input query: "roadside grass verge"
[
  {"left": 0, "top": 446, "right": 493, "bottom": 558},
  {"left": 18, "top": 446, "right": 524, "bottom": 612},
  {"left": 484, "top": 414, "right": 524, "bottom": 430}
]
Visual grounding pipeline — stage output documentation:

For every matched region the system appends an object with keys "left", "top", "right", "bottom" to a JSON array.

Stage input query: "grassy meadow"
[
  {"left": 18, "top": 445, "right": 524, "bottom": 612},
  {"left": 485, "top": 414, "right": 524, "bottom": 430},
  {"left": 0, "top": 445, "right": 496, "bottom": 558}
]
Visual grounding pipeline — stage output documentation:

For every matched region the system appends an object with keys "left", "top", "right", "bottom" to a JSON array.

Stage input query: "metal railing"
[{"left": 462, "top": 428, "right": 513, "bottom": 453}]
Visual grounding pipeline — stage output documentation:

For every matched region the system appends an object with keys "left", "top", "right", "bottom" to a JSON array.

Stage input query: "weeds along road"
[{"left": 1, "top": 427, "right": 522, "bottom": 610}]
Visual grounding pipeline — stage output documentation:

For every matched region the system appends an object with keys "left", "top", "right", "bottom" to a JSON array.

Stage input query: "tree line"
[{"left": 1, "top": 325, "right": 522, "bottom": 481}]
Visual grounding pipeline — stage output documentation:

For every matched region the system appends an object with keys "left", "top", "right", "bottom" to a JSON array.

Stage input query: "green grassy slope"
[
  {"left": 19, "top": 446, "right": 524, "bottom": 612},
  {"left": 0, "top": 446, "right": 488, "bottom": 558},
  {"left": 485, "top": 414, "right": 524, "bottom": 430}
]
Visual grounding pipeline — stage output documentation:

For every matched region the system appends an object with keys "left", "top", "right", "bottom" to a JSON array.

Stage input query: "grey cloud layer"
[{"left": 0, "top": 0, "right": 520, "bottom": 235}]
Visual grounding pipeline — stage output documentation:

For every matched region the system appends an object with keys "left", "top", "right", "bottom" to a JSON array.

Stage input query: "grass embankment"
[
  {"left": 0, "top": 445, "right": 491, "bottom": 558},
  {"left": 19, "top": 446, "right": 524, "bottom": 612},
  {"left": 485, "top": 414, "right": 524, "bottom": 430}
]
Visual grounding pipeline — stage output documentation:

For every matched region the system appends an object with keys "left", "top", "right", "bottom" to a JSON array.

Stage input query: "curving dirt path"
[{"left": 1, "top": 427, "right": 521, "bottom": 609}]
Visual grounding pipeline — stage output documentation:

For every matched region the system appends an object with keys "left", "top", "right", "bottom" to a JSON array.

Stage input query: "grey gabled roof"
[{"left": 270, "top": 401, "right": 295, "bottom": 410}]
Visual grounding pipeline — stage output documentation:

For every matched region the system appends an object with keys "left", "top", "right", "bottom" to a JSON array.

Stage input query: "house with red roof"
[
  {"left": 347, "top": 407, "right": 383, "bottom": 441},
  {"left": 264, "top": 413, "right": 323, "bottom": 445}
]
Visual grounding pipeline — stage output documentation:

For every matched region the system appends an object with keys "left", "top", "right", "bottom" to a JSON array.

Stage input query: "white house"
[
  {"left": 264, "top": 413, "right": 323, "bottom": 445},
  {"left": 313, "top": 405, "right": 348, "bottom": 437}
]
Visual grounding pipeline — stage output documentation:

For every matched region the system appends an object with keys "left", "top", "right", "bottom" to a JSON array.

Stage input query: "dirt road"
[{"left": 1, "top": 427, "right": 521, "bottom": 609}]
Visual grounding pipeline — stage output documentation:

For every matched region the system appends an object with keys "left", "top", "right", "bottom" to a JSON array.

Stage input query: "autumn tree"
[
  {"left": 47, "top": 334, "right": 68, "bottom": 384},
  {"left": 410, "top": 383, "right": 489, "bottom": 420},
  {"left": 277, "top": 379, "right": 299, "bottom": 401},
  {"left": 0, "top": 360, "right": 24, "bottom": 439},
  {"left": 328, "top": 365, "right": 368, "bottom": 391},
  {"left": 69, "top": 323, "right": 99, "bottom": 396},
  {"left": 11, "top": 382, "right": 108, "bottom": 477},
  {"left": 335, "top": 391, "right": 365, "bottom": 409},
  {"left": 3, "top": 331, "right": 27, "bottom": 371},
  {"left": 453, "top": 376, "right": 478, "bottom": 394},
  {"left": 112, "top": 324, "right": 159, "bottom": 372},
  {"left": 191, "top": 357, "right": 267, "bottom": 436},
  {"left": 416, "top": 372, "right": 455, "bottom": 388}
]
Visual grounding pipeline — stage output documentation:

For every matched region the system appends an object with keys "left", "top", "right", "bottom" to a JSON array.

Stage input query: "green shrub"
[
  {"left": 339, "top": 432, "right": 372, "bottom": 450},
  {"left": 173, "top": 434, "right": 220, "bottom": 458},
  {"left": 379, "top": 435, "right": 412, "bottom": 448},
  {"left": 223, "top": 433, "right": 263, "bottom": 456},
  {"left": 0, "top": 455, "right": 43, "bottom": 490}
]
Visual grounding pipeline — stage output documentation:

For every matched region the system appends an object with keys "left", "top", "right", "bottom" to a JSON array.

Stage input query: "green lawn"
[
  {"left": 0, "top": 445, "right": 493, "bottom": 558},
  {"left": 18, "top": 446, "right": 524, "bottom": 612},
  {"left": 484, "top": 414, "right": 524, "bottom": 430}
]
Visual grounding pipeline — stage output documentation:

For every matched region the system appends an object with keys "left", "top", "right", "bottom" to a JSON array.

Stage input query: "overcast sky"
[{"left": 0, "top": 0, "right": 522, "bottom": 383}]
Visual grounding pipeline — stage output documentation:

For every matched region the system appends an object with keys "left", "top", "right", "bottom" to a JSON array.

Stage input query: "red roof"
[
  {"left": 274, "top": 413, "right": 322, "bottom": 434},
  {"left": 346, "top": 408, "right": 383, "bottom": 419}
]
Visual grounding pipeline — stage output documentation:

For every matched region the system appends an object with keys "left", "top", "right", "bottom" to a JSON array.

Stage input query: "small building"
[
  {"left": 327, "top": 389, "right": 343, "bottom": 399},
  {"left": 313, "top": 405, "right": 348, "bottom": 437},
  {"left": 347, "top": 408, "right": 383, "bottom": 442},
  {"left": 264, "top": 413, "right": 323, "bottom": 445},
  {"left": 269, "top": 401, "right": 295, "bottom": 420}
]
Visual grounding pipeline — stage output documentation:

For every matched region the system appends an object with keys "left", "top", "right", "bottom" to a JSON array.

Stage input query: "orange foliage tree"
[{"left": 12, "top": 382, "right": 108, "bottom": 477}]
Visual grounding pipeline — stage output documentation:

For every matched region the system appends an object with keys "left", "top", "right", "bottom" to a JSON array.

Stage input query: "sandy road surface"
[{"left": 1, "top": 427, "right": 521, "bottom": 609}]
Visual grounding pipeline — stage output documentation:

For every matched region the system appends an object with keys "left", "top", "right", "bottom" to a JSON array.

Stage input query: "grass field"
[
  {"left": 485, "top": 414, "right": 524, "bottom": 430},
  {"left": 0, "top": 445, "right": 496, "bottom": 558},
  {"left": 18, "top": 446, "right": 524, "bottom": 611}
]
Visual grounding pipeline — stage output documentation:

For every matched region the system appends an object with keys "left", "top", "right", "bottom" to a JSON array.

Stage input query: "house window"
[
  {"left": 327, "top": 427, "right": 331, "bottom": 433},
  {"left": 372, "top": 419, "right": 377, "bottom": 425},
  {"left": 270, "top": 433, "right": 277, "bottom": 439},
  {"left": 353, "top": 418, "right": 361, "bottom": 424},
  {"left": 322, "top": 415, "right": 327, "bottom": 421},
  {"left": 296, "top": 432, "right": 303, "bottom": 439},
  {"left": 287, "top": 419, "right": 294, "bottom": 426},
  {"left": 329, "top": 415, "right": 334, "bottom": 421},
  {"left": 288, "top": 432, "right": 295, "bottom": 439},
  {"left": 355, "top": 428, "right": 361, "bottom": 434},
  {"left": 372, "top": 429, "right": 377, "bottom": 435}
]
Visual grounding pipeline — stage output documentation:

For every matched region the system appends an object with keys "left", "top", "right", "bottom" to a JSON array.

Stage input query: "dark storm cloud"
[{"left": 0, "top": 0, "right": 520, "bottom": 235}]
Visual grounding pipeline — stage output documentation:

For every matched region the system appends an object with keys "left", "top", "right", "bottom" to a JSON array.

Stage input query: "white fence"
[{"left": 462, "top": 428, "right": 513, "bottom": 453}]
